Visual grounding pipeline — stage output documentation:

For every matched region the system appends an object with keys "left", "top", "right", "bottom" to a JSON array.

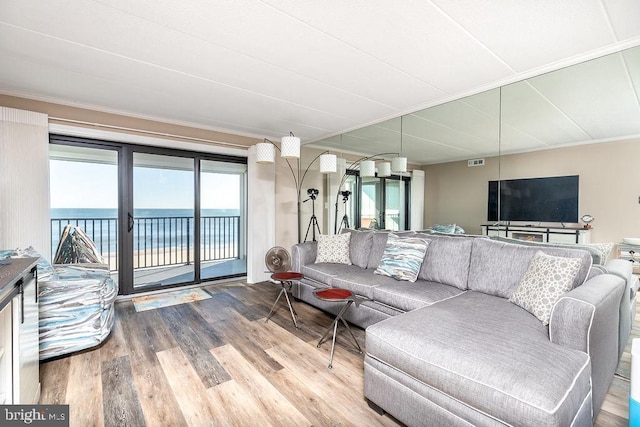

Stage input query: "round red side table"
[
  {"left": 314, "top": 288, "right": 363, "bottom": 368},
  {"left": 266, "top": 271, "right": 303, "bottom": 328}
]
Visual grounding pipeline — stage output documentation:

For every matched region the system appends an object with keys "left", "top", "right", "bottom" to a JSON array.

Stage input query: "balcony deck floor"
[{"left": 109, "top": 258, "right": 247, "bottom": 290}]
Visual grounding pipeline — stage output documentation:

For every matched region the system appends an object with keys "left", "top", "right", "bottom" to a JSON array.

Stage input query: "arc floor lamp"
[{"left": 255, "top": 132, "right": 337, "bottom": 243}]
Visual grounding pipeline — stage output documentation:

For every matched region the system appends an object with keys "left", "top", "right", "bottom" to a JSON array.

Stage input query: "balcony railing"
[{"left": 51, "top": 216, "right": 241, "bottom": 271}]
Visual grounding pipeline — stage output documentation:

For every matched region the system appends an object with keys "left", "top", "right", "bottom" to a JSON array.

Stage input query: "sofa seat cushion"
[
  {"left": 300, "top": 263, "right": 360, "bottom": 284},
  {"left": 330, "top": 270, "right": 400, "bottom": 299},
  {"left": 366, "top": 291, "right": 591, "bottom": 426},
  {"left": 372, "top": 281, "right": 465, "bottom": 312}
]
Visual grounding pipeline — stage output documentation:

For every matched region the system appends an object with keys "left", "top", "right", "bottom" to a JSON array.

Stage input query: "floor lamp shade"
[
  {"left": 256, "top": 142, "right": 275, "bottom": 163},
  {"left": 319, "top": 153, "right": 337, "bottom": 173},
  {"left": 281, "top": 136, "right": 300, "bottom": 158},
  {"left": 391, "top": 156, "right": 407, "bottom": 173},
  {"left": 378, "top": 161, "right": 391, "bottom": 177},
  {"left": 360, "top": 160, "right": 376, "bottom": 177}
]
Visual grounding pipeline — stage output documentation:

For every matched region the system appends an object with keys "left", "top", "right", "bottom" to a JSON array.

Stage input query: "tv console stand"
[{"left": 481, "top": 224, "right": 591, "bottom": 244}]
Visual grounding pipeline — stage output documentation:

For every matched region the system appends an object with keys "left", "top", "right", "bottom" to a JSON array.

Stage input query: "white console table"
[{"left": 481, "top": 224, "right": 591, "bottom": 244}]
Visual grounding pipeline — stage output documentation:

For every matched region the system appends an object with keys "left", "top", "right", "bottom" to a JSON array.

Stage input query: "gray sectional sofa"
[{"left": 291, "top": 230, "right": 628, "bottom": 426}]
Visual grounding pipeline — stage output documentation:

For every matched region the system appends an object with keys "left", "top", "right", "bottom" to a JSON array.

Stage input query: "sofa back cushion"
[
  {"left": 367, "top": 232, "right": 389, "bottom": 269},
  {"left": 341, "top": 229, "right": 373, "bottom": 268},
  {"left": 490, "top": 236, "right": 612, "bottom": 265},
  {"left": 468, "top": 238, "right": 593, "bottom": 298},
  {"left": 415, "top": 234, "right": 474, "bottom": 290}
]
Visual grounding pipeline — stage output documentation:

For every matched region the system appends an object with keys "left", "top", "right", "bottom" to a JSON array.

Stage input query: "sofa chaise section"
[{"left": 365, "top": 291, "right": 593, "bottom": 427}]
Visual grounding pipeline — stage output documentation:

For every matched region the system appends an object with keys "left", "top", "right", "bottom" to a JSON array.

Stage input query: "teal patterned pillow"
[{"left": 374, "top": 233, "right": 429, "bottom": 282}]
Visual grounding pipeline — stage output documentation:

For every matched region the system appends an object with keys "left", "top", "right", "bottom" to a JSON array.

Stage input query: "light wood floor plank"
[
  {"left": 65, "top": 349, "right": 104, "bottom": 427},
  {"left": 211, "top": 344, "right": 312, "bottom": 426},
  {"left": 39, "top": 357, "right": 70, "bottom": 405},
  {"left": 129, "top": 354, "right": 188, "bottom": 427},
  {"left": 266, "top": 339, "right": 395, "bottom": 426},
  {"left": 206, "top": 380, "right": 276, "bottom": 427},
  {"left": 156, "top": 346, "right": 217, "bottom": 427}
]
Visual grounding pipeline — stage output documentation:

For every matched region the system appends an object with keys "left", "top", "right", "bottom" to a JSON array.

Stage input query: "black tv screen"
[{"left": 487, "top": 175, "right": 579, "bottom": 223}]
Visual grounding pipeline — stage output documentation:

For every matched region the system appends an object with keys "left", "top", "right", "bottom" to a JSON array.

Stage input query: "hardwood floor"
[
  {"left": 39, "top": 280, "right": 634, "bottom": 426},
  {"left": 39, "top": 281, "right": 400, "bottom": 426}
]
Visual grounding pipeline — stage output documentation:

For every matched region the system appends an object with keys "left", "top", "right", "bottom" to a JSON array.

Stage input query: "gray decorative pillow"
[
  {"left": 315, "top": 233, "right": 352, "bottom": 265},
  {"left": 509, "top": 251, "right": 582, "bottom": 325},
  {"left": 374, "top": 233, "right": 429, "bottom": 282}
]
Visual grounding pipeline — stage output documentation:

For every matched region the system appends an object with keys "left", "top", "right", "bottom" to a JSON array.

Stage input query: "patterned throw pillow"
[
  {"left": 586, "top": 242, "right": 614, "bottom": 264},
  {"left": 315, "top": 233, "right": 352, "bottom": 265},
  {"left": 374, "top": 233, "right": 429, "bottom": 282},
  {"left": 509, "top": 251, "right": 582, "bottom": 325}
]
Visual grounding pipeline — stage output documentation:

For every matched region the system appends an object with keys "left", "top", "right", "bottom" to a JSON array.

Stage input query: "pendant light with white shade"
[
  {"left": 377, "top": 161, "right": 391, "bottom": 177},
  {"left": 255, "top": 141, "right": 275, "bottom": 164},
  {"left": 359, "top": 160, "right": 376, "bottom": 177},
  {"left": 319, "top": 152, "right": 337, "bottom": 173},
  {"left": 280, "top": 132, "right": 301, "bottom": 158}
]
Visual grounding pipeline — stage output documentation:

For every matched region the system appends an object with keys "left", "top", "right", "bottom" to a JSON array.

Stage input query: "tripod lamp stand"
[
  {"left": 255, "top": 133, "right": 337, "bottom": 243},
  {"left": 338, "top": 190, "right": 351, "bottom": 233}
]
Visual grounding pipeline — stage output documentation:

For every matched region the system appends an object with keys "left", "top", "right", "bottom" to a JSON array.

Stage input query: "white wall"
[
  {"left": 0, "top": 107, "right": 50, "bottom": 258},
  {"left": 424, "top": 138, "right": 640, "bottom": 243},
  {"left": 246, "top": 145, "right": 276, "bottom": 283}
]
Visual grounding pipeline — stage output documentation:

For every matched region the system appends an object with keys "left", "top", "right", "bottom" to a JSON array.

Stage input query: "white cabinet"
[
  {"left": 12, "top": 270, "right": 40, "bottom": 404},
  {"left": 0, "top": 257, "right": 40, "bottom": 405},
  {"left": 0, "top": 303, "right": 12, "bottom": 404},
  {"left": 482, "top": 224, "right": 591, "bottom": 244}
]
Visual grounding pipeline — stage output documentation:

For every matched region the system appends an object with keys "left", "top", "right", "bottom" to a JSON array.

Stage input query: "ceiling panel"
[
  {"left": 527, "top": 51, "right": 640, "bottom": 141},
  {"left": 602, "top": 0, "right": 640, "bottom": 41},
  {"left": 1, "top": 0, "right": 640, "bottom": 160},
  {"left": 500, "top": 81, "right": 591, "bottom": 145},
  {"left": 432, "top": 0, "right": 624, "bottom": 72},
  {"left": 93, "top": 0, "right": 445, "bottom": 110},
  {"left": 259, "top": 0, "right": 515, "bottom": 95}
]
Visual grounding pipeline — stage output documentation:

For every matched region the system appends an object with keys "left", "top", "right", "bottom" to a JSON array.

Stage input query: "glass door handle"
[{"left": 128, "top": 213, "right": 135, "bottom": 232}]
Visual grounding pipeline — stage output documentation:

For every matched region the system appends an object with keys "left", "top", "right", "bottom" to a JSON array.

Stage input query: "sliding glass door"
[
  {"left": 355, "top": 174, "right": 410, "bottom": 231},
  {"left": 49, "top": 144, "right": 119, "bottom": 270},
  {"left": 132, "top": 153, "right": 195, "bottom": 289},
  {"left": 50, "top": 135, "right": 247, "bottom": 295},
  {"left": 200, "top": 160, "right": 247, "bottom": 280}
]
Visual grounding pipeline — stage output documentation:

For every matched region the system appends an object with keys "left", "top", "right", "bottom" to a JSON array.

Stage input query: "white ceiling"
[{"left": 1, "top": 1, "right": 640, "bottom": 163}]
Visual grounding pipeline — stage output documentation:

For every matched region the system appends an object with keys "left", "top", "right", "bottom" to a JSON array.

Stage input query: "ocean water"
[
  {"left": 50, "top": 208, "right": 241, "bottom": 258},
  {"left": 51, "top": 208, "right": 240, "bottom": 219}
]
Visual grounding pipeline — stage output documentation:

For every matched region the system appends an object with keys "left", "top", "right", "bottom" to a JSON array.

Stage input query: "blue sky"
[{"left": 50, "top": 160, "right": 241, "bottom": 210}]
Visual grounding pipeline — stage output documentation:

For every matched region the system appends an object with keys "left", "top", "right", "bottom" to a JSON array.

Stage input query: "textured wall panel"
[{"left": 0, "top": 107, "right": 50, "bottom": 258}]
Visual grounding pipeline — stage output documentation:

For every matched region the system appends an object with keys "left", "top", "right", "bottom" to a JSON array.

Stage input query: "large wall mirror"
[{"left": 310, "top": 43, "right": 640, "bottom": 243}]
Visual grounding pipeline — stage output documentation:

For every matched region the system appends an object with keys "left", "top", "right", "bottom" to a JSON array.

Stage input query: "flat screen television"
[{"left": 487, "top": 175, "right": 579, "bottom": 223}]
